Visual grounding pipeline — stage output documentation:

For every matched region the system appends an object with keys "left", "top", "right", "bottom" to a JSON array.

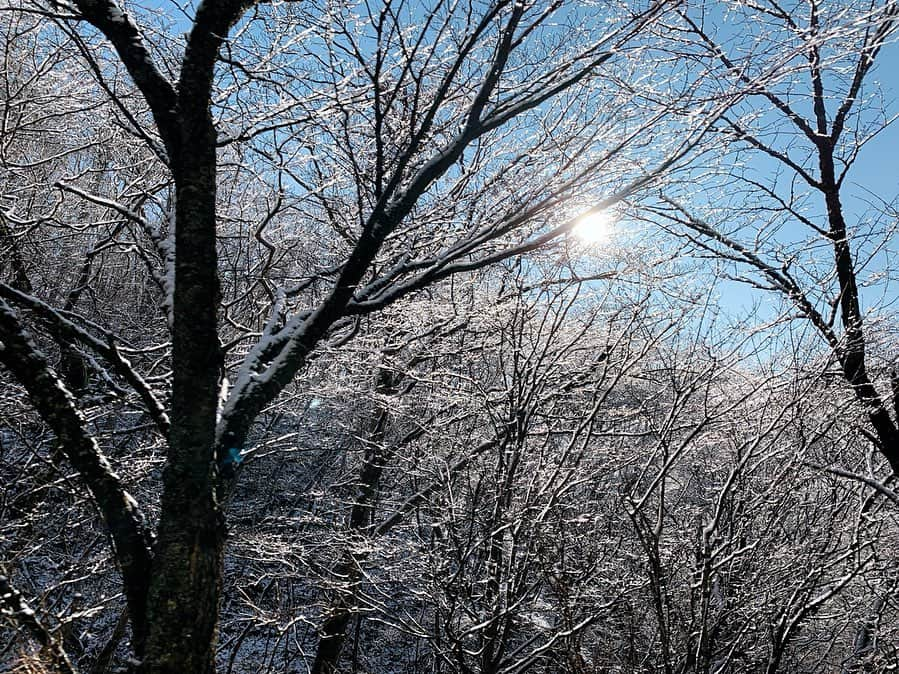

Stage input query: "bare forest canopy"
[{"left": 2, "top": 0, "right": 899, "bottom": 672}]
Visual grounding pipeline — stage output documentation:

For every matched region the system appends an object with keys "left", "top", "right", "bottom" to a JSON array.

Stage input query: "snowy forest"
[{"left": 2, "top": 0, "right": 899, "bottom": 672}]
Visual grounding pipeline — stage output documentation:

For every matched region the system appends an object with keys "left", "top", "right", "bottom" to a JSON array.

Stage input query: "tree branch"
[{"left": 0, "top": 298, "right": 154, "bottom": 653}]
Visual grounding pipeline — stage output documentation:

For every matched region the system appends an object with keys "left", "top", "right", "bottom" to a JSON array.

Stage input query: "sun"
[{"left": 572, "top": 209, "right": 616, "bottom": 244}]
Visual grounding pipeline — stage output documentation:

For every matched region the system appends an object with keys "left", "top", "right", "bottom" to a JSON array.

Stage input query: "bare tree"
[
  {"left": 0, "top": 0, "right": 701, "bottom": 671},
  {"left": 626, "top": 3, "right": 899, "bottom": 666},
  {"left": 648, "top": 0, "right": 899, "bottom": 472}
]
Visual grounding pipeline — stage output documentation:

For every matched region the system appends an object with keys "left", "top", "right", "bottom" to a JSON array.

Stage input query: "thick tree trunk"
[
  {"left": 141, "top": 77, "right": 225, "bottom": 673},
  {"left": 55, "top": 2, "right": 236, "bottom": 668},
  {"left": 311, "top": 565, "right": 357, "bottom": 674}
]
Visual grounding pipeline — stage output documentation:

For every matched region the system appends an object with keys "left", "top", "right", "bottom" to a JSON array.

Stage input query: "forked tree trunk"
[{"left": 136, "top": 20, "right": 234, "bottom": 662}]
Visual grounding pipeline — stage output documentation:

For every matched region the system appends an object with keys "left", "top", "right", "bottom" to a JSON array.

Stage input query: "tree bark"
[{"left": 140, "top": 55, "right": 225, "bottom": 674}]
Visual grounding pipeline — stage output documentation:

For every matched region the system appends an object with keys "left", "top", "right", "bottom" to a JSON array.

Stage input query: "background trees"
[
  {"left": 0, "top": 0, "right": 699, "bottom": 671},
  {"left": 3, "top": 0, "right": 899, "bottom": 672},
  {"left": 650, "top": 0, "right": 899, "bottom": 473}
]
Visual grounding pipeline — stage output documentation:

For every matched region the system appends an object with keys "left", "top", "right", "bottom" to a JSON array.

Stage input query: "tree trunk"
[
  {"left": 140, "top": 84, "right": 225, "bottom": 674},
  {"left": 311, "top": 366, "right": 398, "bottom": 674}
]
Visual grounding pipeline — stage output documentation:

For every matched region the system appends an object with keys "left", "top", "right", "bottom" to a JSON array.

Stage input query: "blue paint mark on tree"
[
  {"left": 225, "top": 447, "right": 242, "bottom": 466},
  {"left": 219, "top": 446, "right": 242, "bottom": 478}
]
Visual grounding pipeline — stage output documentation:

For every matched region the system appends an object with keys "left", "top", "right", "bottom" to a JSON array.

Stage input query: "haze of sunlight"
[{"left": 572, "top": 209, "right": 617, "bottom": 245}]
